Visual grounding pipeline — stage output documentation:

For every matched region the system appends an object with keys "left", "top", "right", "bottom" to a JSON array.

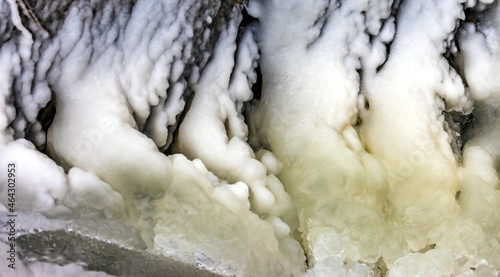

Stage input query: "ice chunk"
[{"left": 0, "top": 139, "right": 67, "bottom": 214}]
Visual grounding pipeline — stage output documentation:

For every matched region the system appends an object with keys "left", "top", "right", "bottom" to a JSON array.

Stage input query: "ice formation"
[
  {"left": 0, "top": 240, "right": 113, "bottom": 277},
  {"left": 0, "top": 0, "right": 499, "bottom": 276}
]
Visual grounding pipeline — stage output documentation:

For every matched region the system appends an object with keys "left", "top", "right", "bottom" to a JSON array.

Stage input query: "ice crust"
[
  {"left": 0, "top": 0, "right": 499, "bottom": 276},
  {"left": 0, "top": 240, "right": 113, "bottom": 277}
]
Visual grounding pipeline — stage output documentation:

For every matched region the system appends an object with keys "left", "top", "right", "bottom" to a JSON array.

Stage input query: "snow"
[{"left": 0, "top": 0, "right": 499, "bottom": 276}]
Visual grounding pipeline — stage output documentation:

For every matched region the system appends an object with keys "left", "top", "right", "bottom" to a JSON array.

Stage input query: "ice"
[
  {"left": 1, "top": 0, "right": 500, "bottom": 276},
  {"left": 3, "top": 0, "right": 303, "bottom": 275},
  {"left": 0, "top": 241, "right": 113, "bottom": 277},
  {"left": 0, "top": 139, "right": 67, "bottom": 215},
  {"left": 249, "top": 0, "right": 498, "bottom": 274},
  {"left": 172, "top": 11, "right": 298, "bottom": 231},
  {"left": 359, "top": 0, "right": 469, "bottom": 258},
  {"left": 143, "top": 154, "right": 304, "bottom": 276},
  {"left": 445, "top": 0, "right": 500, "bottom": 269},
  {"left": 64, "top": 167, "right": 129, "bottom": 222},
  {"left": 249, "top": 0, "right": 391, "bottom": 267}
]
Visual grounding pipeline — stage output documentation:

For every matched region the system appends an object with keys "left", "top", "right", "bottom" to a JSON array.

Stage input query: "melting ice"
[{"left": 0, "top": 0, "right": 499, "bottom": 276}]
